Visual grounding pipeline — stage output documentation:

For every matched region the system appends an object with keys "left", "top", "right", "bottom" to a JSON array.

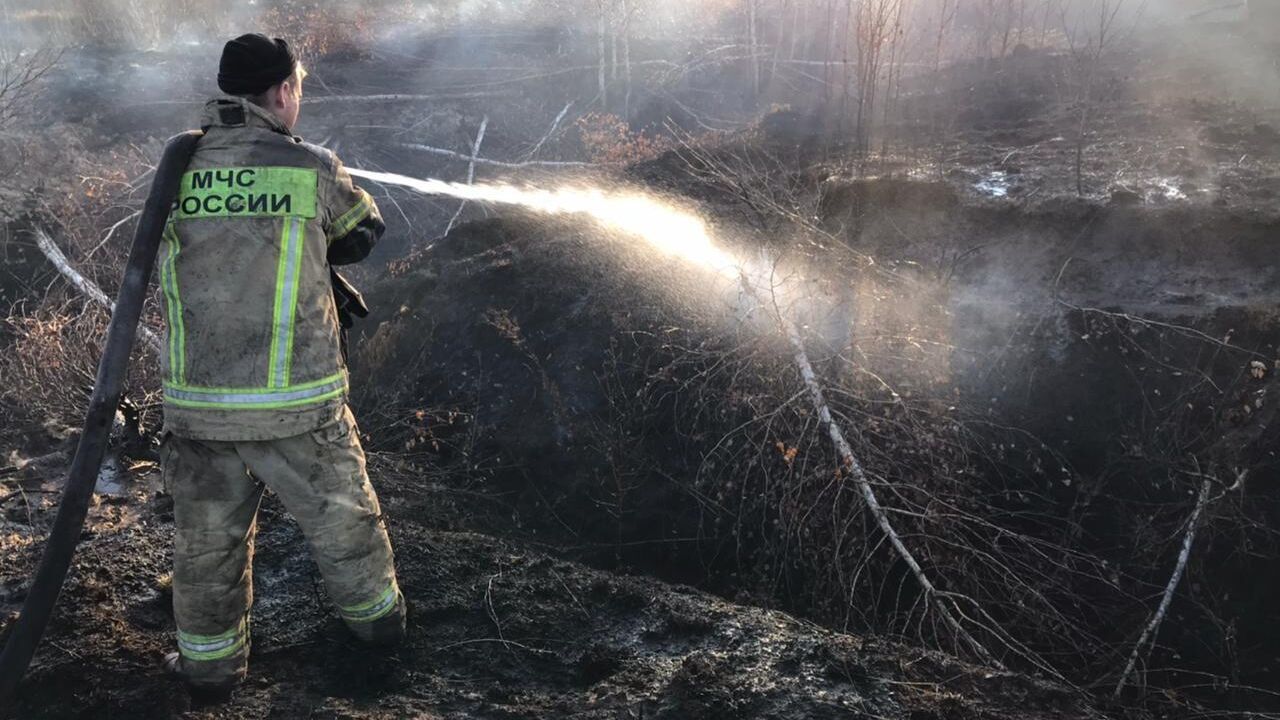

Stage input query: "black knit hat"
[{"left": 218, "top": 33, "right": 298, "bottom": 96}]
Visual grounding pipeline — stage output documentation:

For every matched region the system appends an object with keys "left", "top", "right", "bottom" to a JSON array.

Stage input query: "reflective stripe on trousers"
[
  {"left": 339, "top": 581, "right": 401, "bottom": 624},
  {"left": 177, "top": 617, "right": 248, "bottom": 662}
]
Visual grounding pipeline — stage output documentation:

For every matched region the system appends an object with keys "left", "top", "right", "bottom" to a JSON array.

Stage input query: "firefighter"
[{"left": 159, "top": 34, "right": 405, "bottom": 700}]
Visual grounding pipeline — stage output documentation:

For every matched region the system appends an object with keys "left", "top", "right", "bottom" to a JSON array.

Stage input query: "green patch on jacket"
[{"left": 174, "top": 167, "right": 318, "bottom": 220}]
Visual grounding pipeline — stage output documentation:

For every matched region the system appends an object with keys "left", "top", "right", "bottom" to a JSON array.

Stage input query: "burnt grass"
[{"left": 2, "top": 482, "right": 1093, "bottom": 720}]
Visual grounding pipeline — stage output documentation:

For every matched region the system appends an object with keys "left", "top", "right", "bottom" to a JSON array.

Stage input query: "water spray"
[
  {"left": 348, "top": 169, "right": 744, "bottom": 280},
  {"left": 349, "top": 167, "right": 999, "bottom": 665}
]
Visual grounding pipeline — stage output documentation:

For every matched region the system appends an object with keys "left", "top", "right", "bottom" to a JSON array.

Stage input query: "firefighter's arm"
[{"left": 324, "top": 157, "right": 385, "bottom": 266}]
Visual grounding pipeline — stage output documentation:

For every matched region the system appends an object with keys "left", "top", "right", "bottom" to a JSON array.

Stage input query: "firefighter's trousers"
[{"left": 161, "top": 406, "right": 405, "bottom": 686}]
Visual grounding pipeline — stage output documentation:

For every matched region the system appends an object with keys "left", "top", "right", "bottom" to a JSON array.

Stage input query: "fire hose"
[{"left": 0, "top": 130, "right": 202, "bottom": 711}]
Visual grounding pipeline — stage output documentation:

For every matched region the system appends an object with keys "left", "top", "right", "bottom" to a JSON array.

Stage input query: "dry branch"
[
  {"left": 1113, "top": 475, "right": 1216, "bottom": 697},
  {"left": 743, "top": 252, "right": 999, "bottom": 667},
  {"left": 525, "top": 102, "right": 575, "bottom": 161},
  {"left": 302, "top": 91, "right": 512, "bottom": 105},
  {"left": 0, "top": 47, "right": 60, "bottom": 127},
  {"left": 32, "top": 228, "right": 162, "bottom": 354},
  {"left": 444, "top": 116, "right": 489, "bottom": 237},
  {"left": 87, "top": 210, "right": 142, "bottom": 259}
]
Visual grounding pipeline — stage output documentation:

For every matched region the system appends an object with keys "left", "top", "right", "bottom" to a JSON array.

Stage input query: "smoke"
[
  {"left": 4, "top": 0, "right": 1275, "bottom": 119},
  {"left": 4, "top": 0, "right": 1278, "bottom": 339}
]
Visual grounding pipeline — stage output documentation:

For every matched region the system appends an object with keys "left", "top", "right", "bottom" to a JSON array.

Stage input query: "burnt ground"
[
  {"left": 0, "top": 464, "right": 1096, "bottom": 720},
  {"left": 5, "top": 18, "right": 1280, "bottom": 720},
  {"left": 333, "top": 163, "right": 1280, "bottom": 707},
  {"left": 8, "top": 162, "right": 1270, "bottom": 716}
]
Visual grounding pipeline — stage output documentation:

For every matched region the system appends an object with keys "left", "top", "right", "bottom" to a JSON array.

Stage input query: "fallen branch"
[
  {"left": 3, "top": 450, "right": 71, "bottom": 475},
  {"left": 412, "top": 58, "right": 679, "bottom": 75},
  {"left": 302, "top": 91, "right": 512, "bottom": 105},
  {"left": 87, "top": 210, "right": 141, "bottom": 259},
  {"left": 444, "top": 115, "right": 489, "bottom": 237},
  {"left": 398, "top": 142, "right": 590, "bottom": 169},
  {"left": 32, "top": 229, "right": 162, "bottom": 354},
  {"left": 432, "top": 638, "right": 554, "bottom": 656},
  {"left": 1186, "top": 2, "right": 1245, "bottom": 22},
  {"left": 744, "top": 251, "right": 999, "bottom": 667},
  {"left": 1113, "top": 474, "right": 1217, "bottom": 697},
  {"left": 781, "top": 310, "right": 1001, "bottom": 667},
  {"left": 1056, "top": 298, "right": 1261, "bottom": 358},
  {"left": 661, "top": 91, "right": 747, "bottom": 132},
  {"left": 525, "top": 101, "right": 575, "bottom": 161},
  {"left": 467, "top": 118, "right": 489, "bottom": 184}
]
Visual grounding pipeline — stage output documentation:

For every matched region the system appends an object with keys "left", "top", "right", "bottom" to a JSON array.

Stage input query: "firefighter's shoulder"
[{"left": 295, "top": 141, "right": 341, "bottom": 176}]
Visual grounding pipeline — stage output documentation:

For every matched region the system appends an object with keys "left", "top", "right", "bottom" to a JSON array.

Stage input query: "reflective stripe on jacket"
[{"left": 161, "top": 97, "right": 383, "bottom": 441}]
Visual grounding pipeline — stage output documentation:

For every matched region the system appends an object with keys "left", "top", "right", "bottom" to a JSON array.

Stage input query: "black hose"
[{"left": 0, "top": 130, "right": 202, "bottom": 711}]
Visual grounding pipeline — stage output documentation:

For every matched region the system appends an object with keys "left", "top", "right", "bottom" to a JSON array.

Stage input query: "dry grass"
[
  {"left": 0, "top": 303, "right": 160, "bottom": 437},
  {"left": 0, "top": 124, "right": 164, "bottom": 443}
]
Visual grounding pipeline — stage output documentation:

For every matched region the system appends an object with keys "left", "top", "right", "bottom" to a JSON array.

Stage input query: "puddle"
[
  {"left": 1150, "top": 177, "right": 1188, "bottom": 201},
  {"left": 96, "top": 455, "right": 128, "bottom": 496},
  {"left": 976, "top": 171, "right": 1011, "bottom": 197}
]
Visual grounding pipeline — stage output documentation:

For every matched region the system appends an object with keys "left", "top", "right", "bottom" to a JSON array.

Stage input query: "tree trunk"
[
  {"left": 622, "top": 0, "right": 633, "bottom": 119},
  {"left": 790, "top": 0, "right": 803, "bottom": 60},
  {"left": 772, "top": 0, "right": 788, "bottom": 85},
  {"left": 598, "top": 3, "right": 609, "bottom": 110},
  {"left": 610, "top": 13, "right": 619, "bottom": 81},
  {"left": 748, "top": 0, "right": 761, "bottom": 99}
]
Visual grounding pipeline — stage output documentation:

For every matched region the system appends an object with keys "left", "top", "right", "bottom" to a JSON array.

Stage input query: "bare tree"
[
  {"left": 930, "top": 0, "right": 959, "bottom": 169},
  {"left": 747, "top": 0, "right": 762, "bottom": 98},
  {"left": 0, "top": 46, "right": 59, "bottom": 129},
  {"left": 849, "top": 0, "right": 905, "bottom": 154},
  {"left": 878, "top": 0, "right": 910, "bottom": 159},
  {"left": 995, "top": 0, "right": 1030, "bottom": 57},
  {"left": 1061, "top": 0, "right": 1130, "bottom": 196}
]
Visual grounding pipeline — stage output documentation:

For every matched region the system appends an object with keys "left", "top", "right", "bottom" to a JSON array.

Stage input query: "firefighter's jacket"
[{"left": 160, "top": 97, "right": 384, "bottom": 441}]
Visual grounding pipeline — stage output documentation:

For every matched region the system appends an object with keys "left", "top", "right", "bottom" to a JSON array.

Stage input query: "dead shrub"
[
  {"left": 0, "top": 301, "right": 161, "bottom": 437},
  {"left": 352, "top": 310, "right": 409, "bottom": 384},
  {"left": 576, "top": 112, "right": 676, "bottom": 165},
  {"left": 0, "top": 130, "right": 164, "bottom": 443}
]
